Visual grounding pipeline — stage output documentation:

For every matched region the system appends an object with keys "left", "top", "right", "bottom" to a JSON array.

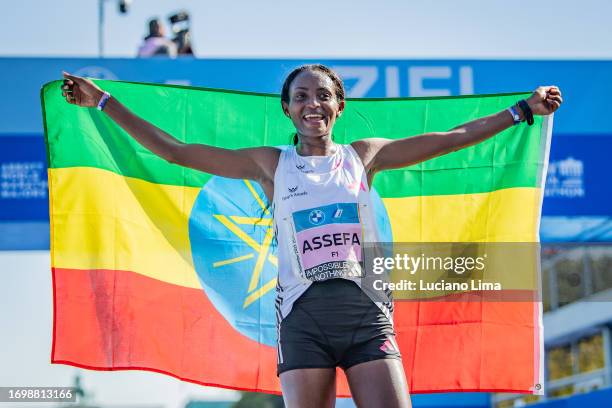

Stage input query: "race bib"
[{"left": 292, "top": 203, "right": 364, "bottom": 281}]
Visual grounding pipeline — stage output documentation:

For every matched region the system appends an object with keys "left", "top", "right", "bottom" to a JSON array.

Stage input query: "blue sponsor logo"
[
  {"left": 309, "top": 209, "right": 325, "bottom": 225},
  {"left": 294, "top": 203, "right": 359, "bottom": 232}
]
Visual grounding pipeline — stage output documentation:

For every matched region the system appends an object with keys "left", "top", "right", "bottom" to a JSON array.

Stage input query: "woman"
[{"left": 61, "top": 65, "right": 562, "bottom": 408}]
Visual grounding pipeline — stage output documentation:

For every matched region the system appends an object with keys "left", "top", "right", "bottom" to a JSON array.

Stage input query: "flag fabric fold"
[{"left": 42, "top": 79, "right": 549, "bottom": 396}]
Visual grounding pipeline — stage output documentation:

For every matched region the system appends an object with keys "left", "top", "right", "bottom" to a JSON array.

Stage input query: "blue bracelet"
[
  {"left": 507, "top": 105, "right": 521, "bottom": 125},
  {"left": 97, "top": 91, "right": 111, "bottom": 111}
]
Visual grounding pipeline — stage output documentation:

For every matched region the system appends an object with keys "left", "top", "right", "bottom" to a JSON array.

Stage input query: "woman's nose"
[{"left": 306, "top": 97, "right": 321, "bottom": 108}]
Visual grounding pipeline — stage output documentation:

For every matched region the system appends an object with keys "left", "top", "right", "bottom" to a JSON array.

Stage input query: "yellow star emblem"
[{"left": 211, "top": 180, "right": 277, "bottom": 309}]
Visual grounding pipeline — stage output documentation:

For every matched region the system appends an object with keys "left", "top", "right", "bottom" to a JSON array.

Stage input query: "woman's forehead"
[{"left": 291, "top": 70, "right": 334, "bottom": 91}]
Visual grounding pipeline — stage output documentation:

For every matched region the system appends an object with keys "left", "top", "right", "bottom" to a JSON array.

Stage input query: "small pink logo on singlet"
[{"left": 380, "top": 338, "right": 397, "bottom": 353}]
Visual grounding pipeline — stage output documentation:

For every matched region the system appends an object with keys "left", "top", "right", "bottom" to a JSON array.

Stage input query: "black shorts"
[{"left": 277, "top": 278, "right": 401, "bottom": 376}]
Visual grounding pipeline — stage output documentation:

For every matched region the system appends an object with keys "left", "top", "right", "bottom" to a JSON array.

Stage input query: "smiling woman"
[
  {"left": 280, "top": 64, "right": 346, "bottom": 147},
  {"left": 60, "top": 64, "right": 561, "bottom": 407}
]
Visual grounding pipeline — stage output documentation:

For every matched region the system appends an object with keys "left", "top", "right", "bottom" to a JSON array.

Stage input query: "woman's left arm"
[{"left": 355, "top": 86, "right": 563, "bottom": 174}]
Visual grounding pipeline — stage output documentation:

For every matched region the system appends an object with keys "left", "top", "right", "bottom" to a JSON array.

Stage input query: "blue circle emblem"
[
  {"left": 308, "top": 209, "right": 325, "bottom": 225},
  {"left": 188, "top": 176, "right": 392, "bottom": 346}
]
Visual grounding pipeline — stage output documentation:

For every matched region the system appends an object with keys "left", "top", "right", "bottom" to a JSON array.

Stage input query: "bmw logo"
[{"left": 308, "top": 209, "right": 325, "bottom": 225}]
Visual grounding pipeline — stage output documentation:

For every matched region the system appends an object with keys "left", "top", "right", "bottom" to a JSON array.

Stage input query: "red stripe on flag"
[
  {"left": 51, "top": 267, "right": 285, "bottom": 394},
  {"left": 394, "top": 295, "right": 540, "bottom": 393},
  {"left": 52, "top": 267, "right": 539, "bottom": 395}
]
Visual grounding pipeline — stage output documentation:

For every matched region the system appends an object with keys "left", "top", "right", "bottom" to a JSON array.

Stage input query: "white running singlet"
[{"left": 272, "top": 144, "right": 393, "bottom": 326}]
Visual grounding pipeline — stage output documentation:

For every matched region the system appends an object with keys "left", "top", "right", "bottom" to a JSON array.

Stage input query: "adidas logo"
[{"left": 379, "top": 338, "right": 398, "bottom": 354}]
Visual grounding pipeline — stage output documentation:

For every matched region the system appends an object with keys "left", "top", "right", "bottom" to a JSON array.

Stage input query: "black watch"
[{"left": 517, "top": 100, "right": 534, "bottom": 126}]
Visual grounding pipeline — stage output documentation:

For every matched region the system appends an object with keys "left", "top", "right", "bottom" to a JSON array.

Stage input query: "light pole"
[
  {"left": 98, "top": 0, "right": 131, "bottom": 57},
  {"left": 98, "top": 0, "right": 104, "bottom": 57}
]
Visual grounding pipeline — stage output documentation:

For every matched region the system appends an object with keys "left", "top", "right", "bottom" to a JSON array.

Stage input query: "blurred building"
[{"left": 492, "top": 244, "right": 612, "bottom": 408}]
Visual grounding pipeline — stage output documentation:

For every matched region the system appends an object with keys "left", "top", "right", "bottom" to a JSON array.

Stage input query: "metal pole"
[{"left": 98, "top": 0, "right": 104, "bottom": 57}]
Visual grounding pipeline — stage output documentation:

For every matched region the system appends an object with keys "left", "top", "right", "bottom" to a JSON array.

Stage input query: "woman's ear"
[
  {"left": 281, "top": 101, "right": 290, "bottom": 118},
  {"left": 337, "top": 100, "right": 345, "bottom": 118}
]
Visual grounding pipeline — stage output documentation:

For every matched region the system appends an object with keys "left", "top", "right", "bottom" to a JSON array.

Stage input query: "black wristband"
[{"left": 517, "top": 99, "right": 534, "bottom": 126}]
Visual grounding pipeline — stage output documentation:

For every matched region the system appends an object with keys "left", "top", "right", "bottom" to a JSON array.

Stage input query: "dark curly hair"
[{"left": 281, "top": 64, "right": 346, "bottom": 145}]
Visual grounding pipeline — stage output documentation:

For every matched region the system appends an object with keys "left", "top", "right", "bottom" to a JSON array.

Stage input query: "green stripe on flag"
[{"left": 42, "top": 79, "right": 542, "bottom": 197}]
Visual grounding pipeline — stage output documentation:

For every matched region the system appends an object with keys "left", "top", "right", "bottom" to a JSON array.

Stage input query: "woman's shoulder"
[{"left": 347, "top": 139, "right": 371, "bottom": 167}]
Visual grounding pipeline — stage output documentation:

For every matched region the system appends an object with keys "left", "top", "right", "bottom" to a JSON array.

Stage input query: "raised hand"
[
  {"left": 61, "top": 72, "right": 105, "bottom": 108},
  {"left": 526, "top": 86, "right": 563, "bottom": 116}
]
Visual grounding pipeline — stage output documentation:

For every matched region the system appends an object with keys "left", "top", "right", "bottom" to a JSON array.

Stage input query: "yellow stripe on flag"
[
  {"left": 49, "top": 167, "right": 540, "bottom": 291},
  {"left": 49, "top": 167, "right": 202, "bottom": 289},
  {"left": 383, "top": 187, "right": 541, "bottom": 243}
]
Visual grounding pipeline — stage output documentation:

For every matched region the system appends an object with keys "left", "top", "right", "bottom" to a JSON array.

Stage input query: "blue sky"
[{"left": 4, "top": 0, "right": 612, "bottom": 58}]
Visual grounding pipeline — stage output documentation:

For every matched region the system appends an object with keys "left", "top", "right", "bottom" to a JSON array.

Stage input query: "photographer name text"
[{"left": 372, "top": 279, "right": 502, "bottom": 291}]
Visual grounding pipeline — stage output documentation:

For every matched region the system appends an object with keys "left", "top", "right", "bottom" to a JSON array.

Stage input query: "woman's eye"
[{"left": 320, "top": 94, "right": 331, "bottom": 100}]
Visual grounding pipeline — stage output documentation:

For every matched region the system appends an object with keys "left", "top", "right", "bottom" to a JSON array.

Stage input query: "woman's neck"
[{"left": 296, "top": 133, "right": 337, "bottom": 157}]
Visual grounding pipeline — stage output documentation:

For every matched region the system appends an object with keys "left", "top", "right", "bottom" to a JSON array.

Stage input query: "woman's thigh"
[
  {"left": 280, "top": 367, "right": 336, "bottom": 408},
  {"left": 346, "top": 359, "right": 411, "bottom": 408}
]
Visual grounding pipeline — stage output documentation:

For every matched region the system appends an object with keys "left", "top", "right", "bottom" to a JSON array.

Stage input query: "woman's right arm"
[{"left": 61, "top": 72, "right": 279, "bottom": 183}]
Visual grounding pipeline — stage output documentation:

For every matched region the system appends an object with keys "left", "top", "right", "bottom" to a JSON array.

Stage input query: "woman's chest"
[{"left": 274, "top": 167, "right": 366, "bottom": 216}]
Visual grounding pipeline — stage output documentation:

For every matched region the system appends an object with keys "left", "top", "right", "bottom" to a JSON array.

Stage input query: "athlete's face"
[{"left": 282, "top": 70, "right": 345, "bottom": 139}]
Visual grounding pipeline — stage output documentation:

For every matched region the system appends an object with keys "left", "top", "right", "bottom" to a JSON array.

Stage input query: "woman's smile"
[{"left": 302, "top": 112, "right": 326, "bottom": 127}]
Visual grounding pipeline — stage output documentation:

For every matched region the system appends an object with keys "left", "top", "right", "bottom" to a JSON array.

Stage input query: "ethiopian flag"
[{"left": 42, "top": 79, "right": 550, "bottom": 396}]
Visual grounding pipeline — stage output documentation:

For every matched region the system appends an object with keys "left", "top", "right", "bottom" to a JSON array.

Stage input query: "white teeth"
[{"left": 304, "top": 114, "right": 323, "bottom": 119}]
